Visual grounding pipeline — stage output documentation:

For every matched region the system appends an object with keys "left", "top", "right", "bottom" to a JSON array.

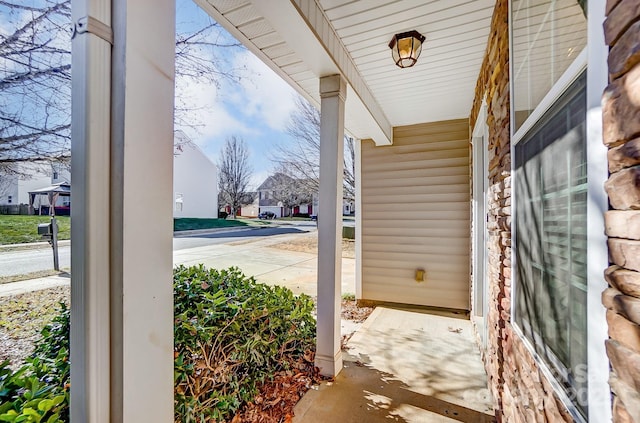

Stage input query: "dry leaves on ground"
[
  {"left": 232, "top": 353, "right": 325, "bottom": 423},
  {"left": 341, "top": 299, "right": 374, "bottom": 323}
]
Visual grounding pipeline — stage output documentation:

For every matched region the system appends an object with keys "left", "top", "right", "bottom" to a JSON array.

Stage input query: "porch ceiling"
[{"left": 197, "top": 0, "right": 494, "bottom": 143}]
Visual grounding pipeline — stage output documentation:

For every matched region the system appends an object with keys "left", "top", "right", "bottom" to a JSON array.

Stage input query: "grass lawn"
[
  {"left": 174, "top": 217, "right": 270, "bottom": 232},
  {"left": 0, "top": 215, "right": 71, "bottom": 245},
  {"left": 0, "top": 216, "right": 264, "bottom": 244}
]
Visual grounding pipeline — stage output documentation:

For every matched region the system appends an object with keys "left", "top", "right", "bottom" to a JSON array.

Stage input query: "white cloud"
[
  {"left": 174, "top": 75, "right": 252, "bottom": 145},
  {"left": 231, "top": 51, "right": 298, "bottom": 131}
]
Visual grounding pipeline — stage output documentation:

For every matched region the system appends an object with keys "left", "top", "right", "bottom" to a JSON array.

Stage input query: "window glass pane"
[
  {"left": 511, "top": 0, "right": 587, "bottom": 130},
  {"left": 515, "top": 72, "right": 587, "bottom": 417}
]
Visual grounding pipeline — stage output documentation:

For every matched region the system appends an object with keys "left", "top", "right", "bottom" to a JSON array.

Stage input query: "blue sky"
[
  {"left": 0, "top": 0, "right": 293, "bottom": 189},
  {"left": 176, "top": 0, "right": 300, "bottom": 190}
]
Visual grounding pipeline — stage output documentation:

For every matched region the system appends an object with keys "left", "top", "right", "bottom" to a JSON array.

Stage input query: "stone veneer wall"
[
  {"left": 469, "top": 0, "right": 574, "bottom": 421},
  {"left": 602, "top": 0, "right": 640, "bottom": 421}
]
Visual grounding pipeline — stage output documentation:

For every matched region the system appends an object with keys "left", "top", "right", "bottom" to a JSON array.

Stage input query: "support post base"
[{"left": 315, "top": 350, "right": 343, "bottom": 377}]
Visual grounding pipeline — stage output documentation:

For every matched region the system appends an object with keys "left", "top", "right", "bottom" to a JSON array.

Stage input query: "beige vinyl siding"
[{"left": 361, "top": 118, "right": 470, "bottom": 310}]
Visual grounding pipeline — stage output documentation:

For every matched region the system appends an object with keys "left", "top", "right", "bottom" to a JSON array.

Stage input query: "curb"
[
  {"left": 173, "top": 225, "right": 269, "bottom": 237},
  {"left": 0, "top": 240, "right": 71, "bottom": 252}
]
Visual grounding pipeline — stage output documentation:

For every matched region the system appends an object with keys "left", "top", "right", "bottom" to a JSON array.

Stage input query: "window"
[
  {"left": 511, "top": 0, "right": 587, "bottom": 130},
  {"left": 514, "top": 72, "right": 587, "bottom": 417}
]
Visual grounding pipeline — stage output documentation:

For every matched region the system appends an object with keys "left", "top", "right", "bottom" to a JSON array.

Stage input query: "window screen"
[{"left": 514, "top": 72, "right": 587, "bottom": 417}]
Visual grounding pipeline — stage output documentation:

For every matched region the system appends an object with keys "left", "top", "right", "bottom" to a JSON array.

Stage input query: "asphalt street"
[
  {"left": 0, "top": 245, "right": 71, "bottom": 277},
  {"left": 0, "top": 223, "right": 317, "bottom": 278}
]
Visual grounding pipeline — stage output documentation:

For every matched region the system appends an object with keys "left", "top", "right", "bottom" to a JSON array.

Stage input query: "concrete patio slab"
[{"left": 294, "top": 307, "right": 495, "bottom": 423}]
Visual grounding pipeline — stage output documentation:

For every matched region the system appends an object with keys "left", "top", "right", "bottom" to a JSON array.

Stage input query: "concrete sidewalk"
[
  {"left": 0, "top": 273, "right": 70, "bottom": 297},
  {"left": 0, "top": 231, "right": 355, "bottom": 298}
]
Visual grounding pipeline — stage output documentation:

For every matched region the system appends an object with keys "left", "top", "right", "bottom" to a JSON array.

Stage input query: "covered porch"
[{"left": 195, "top": 0, "right": 496, "bottom": 376}]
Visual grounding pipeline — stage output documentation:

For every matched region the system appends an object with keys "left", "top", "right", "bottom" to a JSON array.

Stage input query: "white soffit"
[
  {"left": 197, "top": 0, "right": 494, "bottom": 141},
  {"left": 322, "top": 0, "right": 496, "bottom": 126}
]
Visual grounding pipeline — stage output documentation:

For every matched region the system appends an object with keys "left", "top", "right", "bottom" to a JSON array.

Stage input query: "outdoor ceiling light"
[{"left": 388, "top": 30, "right": 426, "bottom": 68}]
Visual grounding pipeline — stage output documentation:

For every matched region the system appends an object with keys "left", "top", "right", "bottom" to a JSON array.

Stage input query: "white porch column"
[
  {"left": 316, "top": 75, "right": 346, "bottom": 377},
  {"left": 355, "top": 139, "right": 363, "bottom": 301},
  {"left": 71, "top": 0, "right": 175, "bottom": 421}
]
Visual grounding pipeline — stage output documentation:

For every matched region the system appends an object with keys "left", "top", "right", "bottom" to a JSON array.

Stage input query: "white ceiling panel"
[{"left": 201, "top": 0, "right": 495, "bottom": 140}]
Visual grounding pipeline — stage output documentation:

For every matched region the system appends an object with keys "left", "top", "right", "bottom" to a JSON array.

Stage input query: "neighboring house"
[
  {"left": 257, "top": 173, "right": 313, "bottom": 217},
  {"left": 69, "top": 2, "right": 637, "bottom": 422},
  {"left": 263, "top": 180, "right": 348, "bottom": 216},
  {"left": 0, "top": 162, "right": 70, "bottom": 213},
  {"left": 238, "top": 192, "right": 258, "bottom": 217},
  {"left": 220, "top": 192, "right": 256, "bottom": 217},
  {"left": 173, "top": 131, "right": 218, "bottom": 219}
]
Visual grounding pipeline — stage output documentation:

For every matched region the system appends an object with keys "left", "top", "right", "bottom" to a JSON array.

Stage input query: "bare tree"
[
  {"left": 0, "top": 0, "right": 72, "bottom": 176},
  {"left": 343, "top": 136, "right": 356, "bottom": 202},
  {"left": 270, "top": 95, "right": 356, "bottom": 202},
  {"left": 218, "top": 136, "right": 253, "bottom": 219},
  {"left": 0, "top": 0, "right": 245, "bottom": 173}
]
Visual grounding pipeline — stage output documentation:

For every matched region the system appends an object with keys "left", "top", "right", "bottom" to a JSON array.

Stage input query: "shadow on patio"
[{"left": 294, "top": 307, "right": 496, "bottom": 423}]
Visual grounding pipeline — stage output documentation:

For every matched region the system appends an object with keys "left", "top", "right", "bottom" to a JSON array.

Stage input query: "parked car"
[{"left": 258, "top": 211, "right": 276, "bottom": 219}]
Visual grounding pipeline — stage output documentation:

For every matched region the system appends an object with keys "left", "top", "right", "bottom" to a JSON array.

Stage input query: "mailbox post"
[{"left": 38, "top": 217, "right": 60, "bottom": 271}]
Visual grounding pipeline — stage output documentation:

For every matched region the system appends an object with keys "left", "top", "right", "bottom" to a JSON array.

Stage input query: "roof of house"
[{"left": 257, "top": 173, "right": 295, "bottom": 191}]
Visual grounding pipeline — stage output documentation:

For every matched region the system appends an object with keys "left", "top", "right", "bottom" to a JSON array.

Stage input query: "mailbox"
[
  {"left": 38, "top": 223, "right": 52, "bottom": 235},
  {"left": 37, "top": 218, "right": 59, "bottom": 271}
]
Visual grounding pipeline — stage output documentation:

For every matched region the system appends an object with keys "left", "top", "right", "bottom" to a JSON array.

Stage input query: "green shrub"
[
  {"left": 173, "top": 265, "right": 316, "bottom": 422},
  {"left": 0, "top": 304, "right": 70, "bottom": 422},
  {"left": 0, "top": 267, "right": 317, "bottom": 423}
]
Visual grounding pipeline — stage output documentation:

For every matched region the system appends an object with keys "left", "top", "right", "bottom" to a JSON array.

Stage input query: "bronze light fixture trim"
[{"left": 388, "top": 30, "right": 426, "bottom": 68}]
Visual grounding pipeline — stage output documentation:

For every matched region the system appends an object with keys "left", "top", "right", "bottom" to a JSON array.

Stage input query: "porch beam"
[
  {"left": 234, "top": 0, "right": 392, "bottom": 146},
  {"left": 315, "top": 74, "right": 346, "bottom": 377}
]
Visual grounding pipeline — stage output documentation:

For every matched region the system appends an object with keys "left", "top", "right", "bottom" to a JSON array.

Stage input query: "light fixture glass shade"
[{"left": 389, "top": 30, "right": 426, "bottom": 68}]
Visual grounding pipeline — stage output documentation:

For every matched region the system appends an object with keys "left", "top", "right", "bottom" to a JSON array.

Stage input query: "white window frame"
[
  {"left": 508, "top": 1, "right": 611, "bottom": 421},
  {"left": 472, "top": 99, "right": 489, "bottom": 350}
]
